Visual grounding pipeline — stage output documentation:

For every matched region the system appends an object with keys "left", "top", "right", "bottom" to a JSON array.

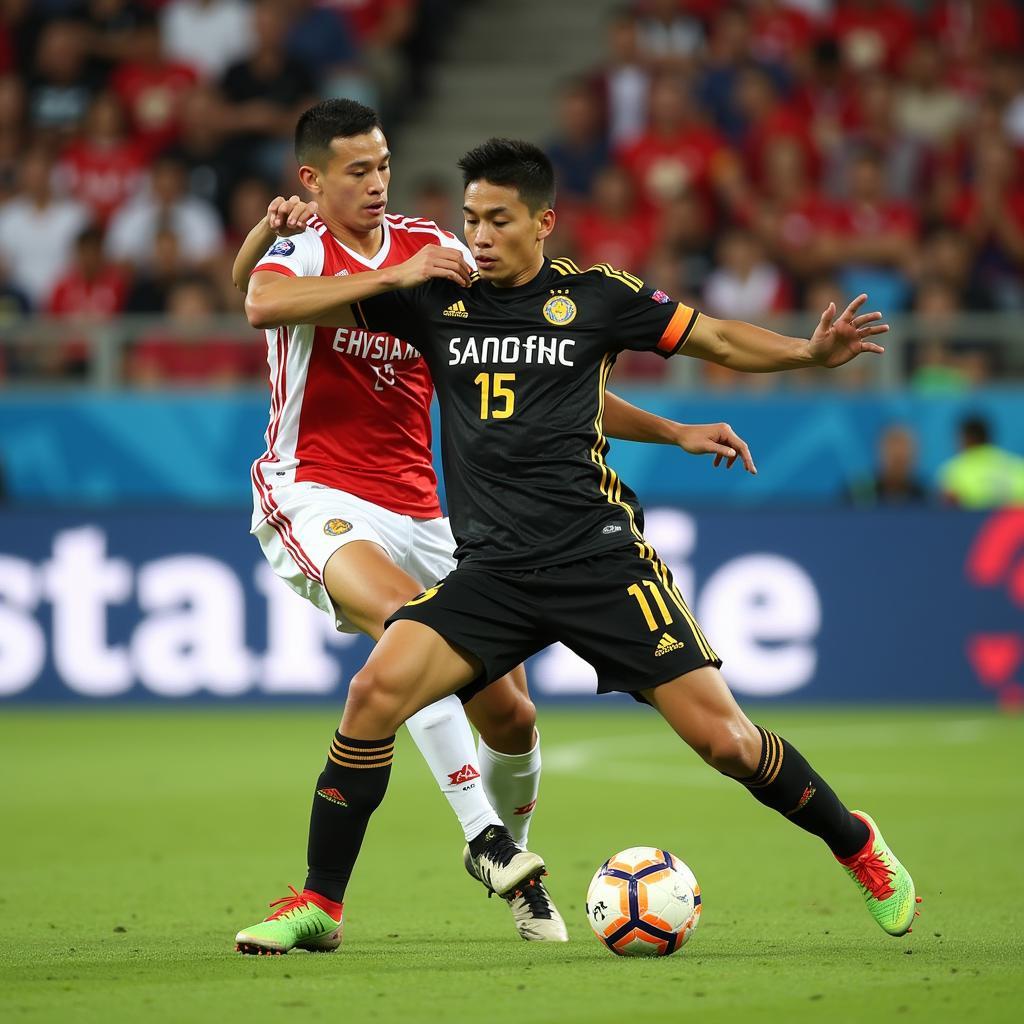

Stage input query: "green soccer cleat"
[
  {"left": 235, "top": 885, "right": 343, "bottom": 955},
  {"left": 838, "top": 811, "right": 920, "bottom": 937}
]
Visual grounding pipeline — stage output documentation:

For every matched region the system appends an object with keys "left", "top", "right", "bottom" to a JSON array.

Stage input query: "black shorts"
[{"left": 387, "top": 541, "right": 722, "bottom": 703}]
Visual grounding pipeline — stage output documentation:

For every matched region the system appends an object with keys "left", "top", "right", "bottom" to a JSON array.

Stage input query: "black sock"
[
  {"left": 303, "top": 731, "right": 395, "bottom": 903},
  {"left": 734, "top": 725, "right": 869, "bottom": 859}
]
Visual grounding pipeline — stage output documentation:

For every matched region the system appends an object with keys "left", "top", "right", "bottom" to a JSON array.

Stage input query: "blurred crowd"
[
  {"left": 0, "top": 0, "right": 451, "bottom": 382},
  {"left": 544, "top": 0, "right": 1024, "bottom": 387},
  {"left": 847, "top": 414, "right": 1024, "bottom": 508},
  {"left": 0, "top": 0, "right": 1023, "bottom": 391}
]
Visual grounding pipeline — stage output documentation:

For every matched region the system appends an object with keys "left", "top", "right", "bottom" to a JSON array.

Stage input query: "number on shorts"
[{"left": 627, "top": 580, "right": 674, "bottom": 631}]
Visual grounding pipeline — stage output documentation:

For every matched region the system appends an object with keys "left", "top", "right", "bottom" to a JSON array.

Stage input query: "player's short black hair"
[
  {"left": 295, "top": 99, "right": 383, "bottom": 167},
  {"left": 457, "top": 138, "right": 555, "bottom": 214}
]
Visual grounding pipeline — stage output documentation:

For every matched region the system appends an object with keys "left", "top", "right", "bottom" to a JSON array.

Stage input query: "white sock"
[
  {"left": 477, "top": 730, "right": 542, "bottom": 848},
  {"left": 405, "top": 694, "right": 502, "bottom": 843}
]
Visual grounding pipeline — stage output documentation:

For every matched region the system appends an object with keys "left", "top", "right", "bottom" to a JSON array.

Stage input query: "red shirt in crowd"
[
  {"left": 831, "top": 198, "right": 918, "bottom": 241},
  {"left": 110, "top": 60, "right": 198, "bottom": 156},
  {"left": 47, "top": 268, "right": 128, "bottom": 318},
  {"left": 750, "top": 4, "right": 814, "bottom": 64},
  {"left": 769, "top": 194, "right": 839, "bottom": 253},
  {"left": 130, "top": 336, "right": 264, "bottom": 384},
  {"left": 950, "top": 188, "right": 1024, "bottom": 234},
  {"left": 46, "top": 266, "right": 129, "bottom": 367},
  {"left": 57, "top": 139, "right": 149, "bottom": 225},
  {"left": 571, "top": 209, "right": 654, "bottom": 273},
  {"left": 617, "top": 126, "right": 730, "bottom": 208},
  {"left": 741, "top": 105, "right": 820, "bottom": 187},
  {"left": 829, "top": 2, "right": 918, "bottom": 72},
  {"left": 927, "top": 0, "right": 1022, "bottom": 56},
  {"left": 334, "top": 0, "right": 413, "bottom": 42}
]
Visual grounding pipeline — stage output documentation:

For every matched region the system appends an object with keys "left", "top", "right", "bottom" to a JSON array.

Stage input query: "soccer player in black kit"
[{"left": 235, "top": 139, "right": 918, "bottom": 954}]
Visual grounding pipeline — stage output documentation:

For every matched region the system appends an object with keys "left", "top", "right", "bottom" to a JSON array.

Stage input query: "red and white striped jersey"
[{"left": 249, "top": 213, "right": 473, "bottom": 531}]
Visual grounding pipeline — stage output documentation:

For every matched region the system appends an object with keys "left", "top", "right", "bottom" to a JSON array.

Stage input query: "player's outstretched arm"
[
  {"left": 245, "top": 244, "right": 473, "bottom": 329},
  {"left": 603, "top": 392, "right": 756, "bottom": 474},
  {"left": 231, "top": 196, "right": 319, "bottom": 291},
  {"left": 683, "top": 294, "right": 888, "bottom": 372}
]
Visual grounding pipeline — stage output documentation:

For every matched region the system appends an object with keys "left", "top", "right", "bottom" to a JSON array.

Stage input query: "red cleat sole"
[
  {"left": 903, "top": 897, "right": 923, "bottom": 936},
  {"left": 235, "top": 943, "right": 285, "bottom": 956}
]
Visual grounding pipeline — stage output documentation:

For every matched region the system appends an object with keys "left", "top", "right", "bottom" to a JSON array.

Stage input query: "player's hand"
[
  {"left": 809, "top": 293, "right": 888, "bottom": 368},
  {"left": 675, "top": 422, "right": 757, "bottom": 474},
  {"left": 389, "top": 244, "right": 473, "bottom": 289},
  {"left": 266, "top": 195, "right": 318, "bottom": 236}
]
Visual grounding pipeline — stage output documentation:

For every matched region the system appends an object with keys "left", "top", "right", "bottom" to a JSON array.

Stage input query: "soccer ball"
[{"left": 585, "top": 847, "right": 701, "bottom": 956}]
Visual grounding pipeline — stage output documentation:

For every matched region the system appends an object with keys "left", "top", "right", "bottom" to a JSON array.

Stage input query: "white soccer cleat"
[
  {"left": 504, "top": 875, "right": 569, "bottom": 942},
  {"left": 464, "top": 826, "right": 545, "bottom": 897},
  {"left": 463, "top": 843, "right": 569, "bottom": 942}
]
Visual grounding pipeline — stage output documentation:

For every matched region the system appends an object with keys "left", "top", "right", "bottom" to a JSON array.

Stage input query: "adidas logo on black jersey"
[
  {"left": 654, "top": 632, "right": 685, "bottom": 657},
  {"left": 443, "top": 300, "right": 469, "bottom": 318}
]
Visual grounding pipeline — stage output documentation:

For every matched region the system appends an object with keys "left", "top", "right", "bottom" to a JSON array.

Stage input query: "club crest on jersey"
[
  {"left": 268, "top": 238, "right": 295, "bottom": 257},
  {"left": 543, "top": 294, "right": 577, "bottom": 326},
  {"left": 651, "top": 289, "right": 671, "bottom": 304},
  {"left": 323, "top": 518, "right": 352, "bottom": 536}
]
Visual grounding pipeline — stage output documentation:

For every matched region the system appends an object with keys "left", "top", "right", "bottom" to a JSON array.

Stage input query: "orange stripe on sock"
[
  {"left": 332, "top": 741, "right": 393, "bottom": 756},
  {"left": 328, "top": 750, "right": 393, "bottom": 769},
  {"left": 749, "top": 731, "right": 782, "bottom": 788},
  {"left": 330, "top": 745, "right": 394, "bottom": 762},
  {"left": 333, "top": 738, "right": 394, "bottom": 750},
  {"left": 761, "top": 732, "right": 784, "bottom": 787}
]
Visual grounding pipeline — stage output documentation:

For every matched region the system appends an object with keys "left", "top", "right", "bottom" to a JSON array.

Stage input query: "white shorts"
[{"left": 253, "top": 481, "right": 457, "bottom": 632}]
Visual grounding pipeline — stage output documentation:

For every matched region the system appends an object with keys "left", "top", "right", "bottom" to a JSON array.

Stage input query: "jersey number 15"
[{"left": 474, "top": 372, "right": 516, "bottom": 420}]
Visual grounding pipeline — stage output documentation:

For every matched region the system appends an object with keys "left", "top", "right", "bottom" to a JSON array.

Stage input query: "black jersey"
[{"left": 354, "top": 257, "right": 701, "bottom": 569}]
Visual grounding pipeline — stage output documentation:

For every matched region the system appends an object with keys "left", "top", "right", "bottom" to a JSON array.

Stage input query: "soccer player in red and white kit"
[{"left": 232, "top": 100, "right": 757, "bottom": 954}]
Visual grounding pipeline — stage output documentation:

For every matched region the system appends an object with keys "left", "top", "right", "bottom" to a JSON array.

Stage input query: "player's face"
[
  {"left": 301, "top": 128, "right": 391, "bottom": 234},
  {"left": 463, "top": 181, "right": 554, "bottom": 287}
]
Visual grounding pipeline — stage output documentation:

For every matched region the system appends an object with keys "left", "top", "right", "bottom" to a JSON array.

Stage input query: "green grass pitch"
[{"left": 2, "top": 706, "right": 1022, "bottom": 1024}]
